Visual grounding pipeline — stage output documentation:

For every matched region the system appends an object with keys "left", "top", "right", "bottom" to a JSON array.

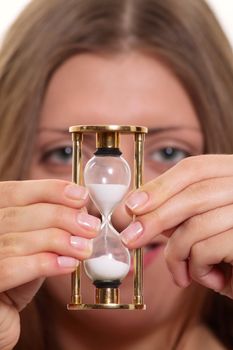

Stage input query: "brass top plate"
[{"left": 69, "top": 125, "right": 148, "bottom": 134}]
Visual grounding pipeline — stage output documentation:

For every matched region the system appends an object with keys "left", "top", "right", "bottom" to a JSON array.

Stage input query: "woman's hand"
[
  {"left": 121, "top": 155, "right": 233, "bottom": 300},
  {"left": 0, "top": 180, "right": 99, "bottom": 350}
]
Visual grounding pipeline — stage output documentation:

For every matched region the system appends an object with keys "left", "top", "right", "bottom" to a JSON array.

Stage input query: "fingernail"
[
  {"left": 57, "top": 256, "right": 79, "bottom": 268},
  {"left": 76, "top": 212, "right": 101, "bottom": 231},
  {"left": 121, "top": 221, "right": 143, "bottom": 244},
  {"left": 70, "top": 236, "right": 92, "bottom": 252},
  {"left": 125, "top": 191, "right": 149, "bottom": 210},
  {"left": 64, "top": 184, "right": 88, "bottom": 200}
]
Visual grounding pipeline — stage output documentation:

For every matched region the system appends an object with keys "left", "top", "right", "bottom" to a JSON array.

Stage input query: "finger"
[
  {"left": 124, "top": 155, "right": 233, "bottom": 214},
  {"left": 0, "top": 253, "right": 79, "bottom": 293},
  {"left": 164, "top": 204, "right": 233, "bottom": 286},
  {"left": 0, "top": 203, "right": 101, "bottom": 237},
  {"left": 121, "top": 177, "right": 233, "bottom": 247},
  {"left": 0, "top": 229, "right": 93, "bottom": 261},
  {"left": 154, "top": 177, "right": 233, "bottom": 231},
  {"left": 0, "top": 299, "right": 20, "bottom": 350},
  {"left": 188, "top": 230, "right": 233, "bottom": 296},
  {"left": 0, "top": 180, "right": 88, "bottom": 209},
  {"left": 120, "top": 216, "right": 172, "bottom": 249}
]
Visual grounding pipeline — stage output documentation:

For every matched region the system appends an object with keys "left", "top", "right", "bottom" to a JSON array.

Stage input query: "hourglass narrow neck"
[{"left": 101, "top": 213, "right": 112, "bottom": 225}]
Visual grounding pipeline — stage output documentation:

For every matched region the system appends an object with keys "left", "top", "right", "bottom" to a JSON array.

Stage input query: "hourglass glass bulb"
[
  {"left": 84, "top": 224, "right": 130, "bottom": 283},
  {"left": 83, "top": 145, "right": 131, "bottom": 286}
]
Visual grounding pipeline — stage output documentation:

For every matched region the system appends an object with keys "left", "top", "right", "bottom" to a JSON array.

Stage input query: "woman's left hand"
[{"left": 121, "top": 155, "right": 233, "bottom": 299}]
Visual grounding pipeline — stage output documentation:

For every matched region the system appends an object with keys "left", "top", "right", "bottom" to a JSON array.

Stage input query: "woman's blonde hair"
[{"left": 0, "top": 0, "right": 232, "bottom": 348}]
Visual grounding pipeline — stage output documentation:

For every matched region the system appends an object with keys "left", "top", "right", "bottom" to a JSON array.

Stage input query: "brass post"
[
  {"left": 133, "top": 133, "right": 145, "bottom": 305},
  {"left": 71, "top": 132, "right": 83, "bottom": 305}
]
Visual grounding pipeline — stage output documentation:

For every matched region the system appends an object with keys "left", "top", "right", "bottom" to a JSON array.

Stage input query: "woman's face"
[{"left": 29, "top": 52, "right": 203, "bottom": 333}]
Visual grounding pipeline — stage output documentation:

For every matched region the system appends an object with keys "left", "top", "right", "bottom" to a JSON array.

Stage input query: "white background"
[{"left": 0, "top": 0, "right": 232, "bottom": 45}]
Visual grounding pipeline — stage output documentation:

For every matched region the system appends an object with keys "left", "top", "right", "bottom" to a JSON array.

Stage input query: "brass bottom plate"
[{"left": 67, "top": 303, "right": 146, "bottom": 310}]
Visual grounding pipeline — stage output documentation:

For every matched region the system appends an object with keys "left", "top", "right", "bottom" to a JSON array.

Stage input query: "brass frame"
[{"left": 67, "top": 125, "right": 147, "bottom": 310}]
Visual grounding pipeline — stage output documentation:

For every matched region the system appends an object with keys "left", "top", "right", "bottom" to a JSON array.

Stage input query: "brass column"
[
  {"left": 133, "top": 133, "right": 145, "bottom": 305},
  {"left": 71, "top": 132, "right": 83, "bottom": 305}
]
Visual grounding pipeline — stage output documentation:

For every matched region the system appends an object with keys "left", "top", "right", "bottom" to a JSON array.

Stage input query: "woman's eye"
[
  {"left": 150, "top": 147, "right": 190, "bottom": 164},
  {"left": 41, "top": 146, "right": 72, "bottom": 165}
]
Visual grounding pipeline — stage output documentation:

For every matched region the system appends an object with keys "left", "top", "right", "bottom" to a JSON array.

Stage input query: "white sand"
[
  {"left": 84, "top": 255, "right": 130, "bottom": 281},
  {"left": 88, "top": 184, "right": 128, "bottom": 216}
]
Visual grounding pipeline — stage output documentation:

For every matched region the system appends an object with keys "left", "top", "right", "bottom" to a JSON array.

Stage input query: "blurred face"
[{"left": 29, "top": 52, "right": 203, "bottom": 335}]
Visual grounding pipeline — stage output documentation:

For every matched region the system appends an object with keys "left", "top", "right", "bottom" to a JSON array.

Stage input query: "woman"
[{"left": 0, "top": 0, "right": 232, "bottom": 349}]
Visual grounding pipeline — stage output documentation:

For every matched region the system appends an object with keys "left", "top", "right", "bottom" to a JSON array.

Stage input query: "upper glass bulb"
[
  {"left": 83, "top": 151, "right": 131, "bottom": 286},
  {"left": 84, "top": 155, "right": 131, "bottom": 216}
]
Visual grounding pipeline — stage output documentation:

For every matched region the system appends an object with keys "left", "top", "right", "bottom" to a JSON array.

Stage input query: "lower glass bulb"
[{"left": 84, "top": 220, "right": 130, "bottom": 286}]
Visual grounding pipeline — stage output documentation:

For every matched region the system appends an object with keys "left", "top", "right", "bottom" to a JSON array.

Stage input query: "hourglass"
[{"left": 68, "top": 125, "right": 147, "bottom": 310}]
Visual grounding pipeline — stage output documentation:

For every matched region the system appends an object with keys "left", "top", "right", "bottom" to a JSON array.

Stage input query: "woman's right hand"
[{"left": 0, "top": 179, "right": 100, "bottom": 350}]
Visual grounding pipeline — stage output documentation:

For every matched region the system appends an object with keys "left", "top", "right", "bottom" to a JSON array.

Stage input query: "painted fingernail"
[
  {"left": 64, "top": 184, "right": 88, "bottom": 200},
  {"left": 57, "top": 256, "right": 79, "bottom": 268},
  {"left": 125, "top": 191, "right": 149, "bottom": 210},
  {"left": 70, "top": 236, "right": 93, "bottom": 252},
  {"left": 76, "top": 212, "right": 101, "bottom": 231},
  {"left": 121, "top": 222, "right": 143, "bottom": 244}
]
